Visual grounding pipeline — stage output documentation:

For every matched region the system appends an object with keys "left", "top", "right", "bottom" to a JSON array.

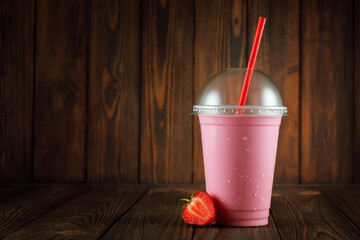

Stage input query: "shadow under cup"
[{"left": 199, "top": 115, "right": 282, "bottom": 227}]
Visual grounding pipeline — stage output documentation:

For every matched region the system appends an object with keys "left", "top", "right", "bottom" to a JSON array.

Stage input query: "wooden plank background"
[
  {"left": 0, "top": 0, "right": 34, "bottom": 182},
  {"left": 87, "top": 0, "right": 140, "bottom": 183},
  {"left": 140, "top": 0, "right": 193, "bottom": 184},
  {"left": 301, "top": 0, "right": 354, "bottom": 183},
  {"left": 33, "top": 0, "right": 87, "bottom": 182},
  {"left": 0, "top": 0, "right": 358, "bottom": 184}
]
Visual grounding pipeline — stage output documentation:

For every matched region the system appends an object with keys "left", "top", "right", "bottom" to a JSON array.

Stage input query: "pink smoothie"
[{"left": 199, "top": 115, "right": 282, "bottom": 227}]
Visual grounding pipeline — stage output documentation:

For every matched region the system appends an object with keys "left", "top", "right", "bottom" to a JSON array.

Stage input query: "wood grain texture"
[
  {"left": 271, "top": 186, "right": 360, "bottom": 239},
  {"left": 0, "top": 184, "right": 359, "bottom": 239},
  {"left": 193, "top": 215, "right": 280, "bottom": 240},
  {"left": 248, "top": 0, "right": 300, "bottom": 184},
  {"left": 320, "top": 186, "right": 360, "bottom": 229},
  {"left": 33, "top": 0, "right": 87, "bottom": 182},
  {"left": 193, "top": 0, "right": 247, "bottom": 183},
  {"left": 0, "top": 0, "right": 34, "bottom": 182},
  {"left": 354, "top": 0, "right": 360, "bottom": 184},
  {"left": 0, "top": 0, "right": 358, "bottom": 185},
  {"left": 5, "top": 186, "right": 147, "bottom": 239},
  {"left": 301, "top": 0, "right": 354, "bottom": 183},
  {"left": 141, "top": 0, "right": 194, "bottom": 183},
  {"left": 87, "top": 0, "right": 140, "bottom": 183},
  {"left": 101, "top": 187, "right": 194, "bottom": 239},
  {"left": 0, "top": 185, "right": 82, "bottom": 239}
]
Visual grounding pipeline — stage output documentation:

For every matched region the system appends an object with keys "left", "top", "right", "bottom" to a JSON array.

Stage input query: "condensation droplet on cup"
[
  {"left": 221, "top": 199, "right": 224, "bottom": 202},
  {"left": 261, "top": 174, "right": 265, "bottom": 178},
  {"left": 256, "top": 185, "right": 260, "bottom": 189},
  {"left": 243, "top": 136, "right": 247, "bottom": 142},
  {"left": 217, "top": 149, "right": 220, "bottom": 153},
  {"left": 241, "top": 175, "right": 244, "bottom": 178},
  {"left": 260, "top": 153, "right": 263, "bottom": 157},
  {"left": 234, "top": 168, "right": 237, "bottom": 171},
  {"left": 227, "top": 180, "right": 231, "bottom": 183},
  {"left": 268, "top": 186, "right": 271, "bottom": 190},
  {"left": 237, "top": 197, "right": 241, "bottom": 200},
  {"left": 261, "top": 197, "right": 264, "bottom": 202},
  {"left": 245, "top": 148, "right": 250, "bottom": 152},
  {"left": 248, "top": 178, "right": 252, "bottom": 182},
  {"left": 254, "top": 207, "right": 257, "bottom": 210},
  {"left": 269, "top": 147, "right": 272, "bottom": 151},
  {"left": 254, "top": 193, "right": 257, "bottom": 197},
  {"left": 227, "top": 138, "right": 231, "bottom": 141}
]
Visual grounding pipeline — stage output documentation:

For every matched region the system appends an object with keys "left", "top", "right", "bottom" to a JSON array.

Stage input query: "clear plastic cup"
[{"left": 193, "top": 68, "right": 287, "bottom": 226}]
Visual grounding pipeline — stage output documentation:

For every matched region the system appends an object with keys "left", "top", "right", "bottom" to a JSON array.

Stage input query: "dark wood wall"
[{"left": 0, "top": 0, "right": 358, "bottom": 184}]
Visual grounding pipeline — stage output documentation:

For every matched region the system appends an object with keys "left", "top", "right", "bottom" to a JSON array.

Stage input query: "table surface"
[{"left": 0, "top": 184, "right": 359, "bottom": 239}]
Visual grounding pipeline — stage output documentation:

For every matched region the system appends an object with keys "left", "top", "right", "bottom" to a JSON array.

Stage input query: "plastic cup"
[{"left": 193, "top": 69, "right": 287, "bottom": 227}]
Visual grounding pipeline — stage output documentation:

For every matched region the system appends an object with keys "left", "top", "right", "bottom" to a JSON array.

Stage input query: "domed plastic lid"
[{"left": 192, "top": 68, "right": 288, "bottom": 116}]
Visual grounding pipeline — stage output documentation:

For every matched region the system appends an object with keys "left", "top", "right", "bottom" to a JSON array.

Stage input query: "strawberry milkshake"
[
  {"left": 199, "top": 115, "right": 281, "bottom": 226},
  {"left": 193, "top": 68, "right": 287, "bottom": 226}
]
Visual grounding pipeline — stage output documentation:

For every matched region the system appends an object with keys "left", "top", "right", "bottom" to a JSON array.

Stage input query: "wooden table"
[{"left": 0, "top": 184, "right": 359, "bottom": 239}]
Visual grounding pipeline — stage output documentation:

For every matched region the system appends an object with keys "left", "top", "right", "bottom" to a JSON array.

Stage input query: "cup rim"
[{"left": 192, "top": 105, "right": 288, "bottom": 116}]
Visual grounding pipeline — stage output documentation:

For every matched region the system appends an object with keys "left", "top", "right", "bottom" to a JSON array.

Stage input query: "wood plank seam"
[
  {"left": 353, "top": 0, "right": 360, "bottom": 184},
  {"left": 298, "top": 0, "right": 303, "bottom": 184},
  {"left": 97, "top": 188, "right": 150, "bottom": 239},
  {"left": 138, "top": 0, "right": 143, "bottom": 184},
  {"left": 31, "top": 0, "right": 37, "bottom": 183},
  {"left": 191, "top": 225, "right": 196, "bottom": 240},
  {"left": 191, "top": 0, "right": 196, "bottom": 185},
  {"left": 246, "top": 0, "right": 249, "bottom": 60},
  {"left": 84, "top": 0, "right": 90, "bottom": 183}
]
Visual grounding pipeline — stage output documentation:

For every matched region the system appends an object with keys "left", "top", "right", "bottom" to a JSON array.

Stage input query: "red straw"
[{"left": 238, "top": 17, "right": 266, "bottom": 106}]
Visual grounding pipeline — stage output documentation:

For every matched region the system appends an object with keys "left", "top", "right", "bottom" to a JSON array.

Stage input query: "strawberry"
[{"left": 181, "top": 191, "right": 216, "bottom": 226}]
